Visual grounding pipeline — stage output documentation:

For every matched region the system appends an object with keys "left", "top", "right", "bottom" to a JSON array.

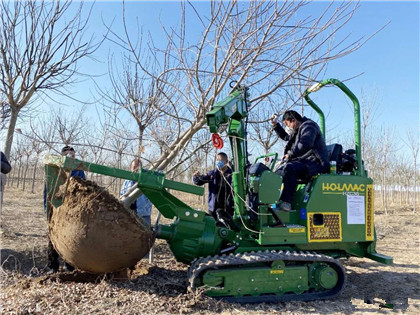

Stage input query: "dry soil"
[{"left": 1, "top": 185, "right": 419, "bottom": 314}]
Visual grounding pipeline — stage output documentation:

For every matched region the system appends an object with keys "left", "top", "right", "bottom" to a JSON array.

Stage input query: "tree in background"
[
  {"left": 0, "top": 0, "right": 98, "bottom": 158},
  {"left": 404, "top": 129, "right": 419, "bottom": 213},
  {"left": 106, "top": 0, "right": 373, "bottom": 173}
]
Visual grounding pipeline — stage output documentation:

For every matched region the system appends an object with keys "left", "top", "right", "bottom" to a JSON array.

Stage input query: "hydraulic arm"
[{"left": 206, "top": 85, "right": 250, "bottom": 222}]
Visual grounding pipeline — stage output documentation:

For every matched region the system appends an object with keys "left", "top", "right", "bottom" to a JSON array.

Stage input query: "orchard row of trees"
[
  {"left": 1, "top": 1, "right": 418, "bottom": 212},
  {"left": 5, "top": 108, "right": 420, "bottom": 213}
]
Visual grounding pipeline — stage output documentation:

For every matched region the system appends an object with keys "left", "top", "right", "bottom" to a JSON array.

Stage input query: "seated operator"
[
  {"left": 271, "top": 110, "right": 329, "bottom": 211},
  {"left": 192, "top": 152, "right": 234, "bottom": 225}
]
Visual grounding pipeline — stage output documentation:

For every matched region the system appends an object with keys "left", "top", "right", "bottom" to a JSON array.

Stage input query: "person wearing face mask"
[
  {"left": 271, "top": 110, "right": 329, "bottom": 211},
  {"left": 60, "top": 146, "right": 86, "bottom": 179},
  {"left": 193, "top": 152, "right": 234, "bottom": 222}
]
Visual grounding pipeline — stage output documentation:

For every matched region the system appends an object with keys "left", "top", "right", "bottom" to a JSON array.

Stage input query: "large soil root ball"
[{"left": 49, "top": 177, "right": 155, "bottom": 273}]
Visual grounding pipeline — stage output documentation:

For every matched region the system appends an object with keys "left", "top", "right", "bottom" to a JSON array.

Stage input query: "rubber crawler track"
[{"left": 188, "top": 250, "right": 346, "bottom": 303}]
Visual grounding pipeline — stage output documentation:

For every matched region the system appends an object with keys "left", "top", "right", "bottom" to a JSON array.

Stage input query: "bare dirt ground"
[{"left": 1, "top": 185, "right": 419, "bottom": 314}]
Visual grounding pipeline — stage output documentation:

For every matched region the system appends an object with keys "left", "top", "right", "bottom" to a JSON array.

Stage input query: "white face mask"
[{"left": 285, "top": 126, "right": 294, "bottom": 135}]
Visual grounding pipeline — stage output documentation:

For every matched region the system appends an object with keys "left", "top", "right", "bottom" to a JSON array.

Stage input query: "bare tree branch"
[{"left": 0, "top": 0, "right": 99, "bottom": 158}]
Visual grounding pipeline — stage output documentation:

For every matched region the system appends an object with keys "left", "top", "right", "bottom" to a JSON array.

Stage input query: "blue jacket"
[
  {"left": 70, "top": 170, "right": 86, "bottom": 180},
  {"left": 120, "top": 180, "right": 152, "bottom": 217},
  {"left": 193, "top": 168, "right": 233, "bottom": 215}
]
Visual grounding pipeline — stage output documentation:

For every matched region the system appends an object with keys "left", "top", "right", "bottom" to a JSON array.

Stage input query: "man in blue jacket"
[
  {"left": 60, "top": 146, "right": 86, "bottom": 179},
  {"left": 271, "top": 110, "right": 329, "bottom": 211},
  {"left": 193, "top": 152, "right": 234, "bottom": 224}
]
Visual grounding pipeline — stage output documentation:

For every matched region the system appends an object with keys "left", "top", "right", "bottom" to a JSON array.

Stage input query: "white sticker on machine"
[{"left": 347, "top": 195, "right": 365, "bottom": 224}]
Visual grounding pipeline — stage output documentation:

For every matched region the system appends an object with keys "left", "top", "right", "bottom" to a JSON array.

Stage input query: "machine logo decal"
[{"left": 321, "top": 182, "right": 365, "bottom": 195}]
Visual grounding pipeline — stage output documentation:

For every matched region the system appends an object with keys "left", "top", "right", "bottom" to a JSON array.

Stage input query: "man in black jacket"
[{"left": 271, "top": 110, "right": 329, "bottom": 211}]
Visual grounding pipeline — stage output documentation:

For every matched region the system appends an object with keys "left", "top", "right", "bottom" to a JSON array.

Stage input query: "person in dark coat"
[
  {"left": 193, "top": 152, "right": 234, "bottom": 222},
  {"left": 1, "top": 151, "right": 11, "bottom": 174},
  {"left": 271, "top": 110, "right": 329, "bottom": 211},
  {"left": 1, "top": 151, "right": 12, "bottom": 209}
]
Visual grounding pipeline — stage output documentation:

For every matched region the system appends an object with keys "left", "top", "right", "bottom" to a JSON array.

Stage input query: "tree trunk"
[
  {"left": 31, "top": 158, "right": 39, "bottom": 193},
  {"left": 154, "top": 122, "right": 205, "bottom": 171},
  {"left": 16, "top": 158, "right": 22, "bottom": 188},
  {"left": 9, "top": 166, "right": 15, "bottom": 186},
  {"left": 382, "top": 168, "right": 387, "bottom": 215},
  {"left": 3, "top": 109, "right": 19, "bottom": 159},
  {"left": 137, "top": 126, "right": 144, "bottom": 158},
  {"left": 22, "top": 158, "right": 30, "bottom": 192}
]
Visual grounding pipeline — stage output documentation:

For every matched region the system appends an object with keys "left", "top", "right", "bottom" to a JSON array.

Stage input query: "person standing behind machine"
[
  {"left": 271, "top": 110, "right": 329, "bottom": 211},
  {"left": 192, "top": 152, "right": 234, "bottom": 226},
  {"left": 45, "top": 146, "right": 86, "bottom": 273},
  {"left": 120, "top": 158, "right": 152, "bottom": 227}
]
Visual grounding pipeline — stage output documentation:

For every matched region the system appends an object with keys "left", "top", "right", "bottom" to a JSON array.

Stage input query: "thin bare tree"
[
  {"left": 1, "top": 97, "right": 11, "bottom": 131},
  {"left": 248, "top": 100, "right": 284, "bottom": 156},
  {"left": 29, "top": 130, "right": 47, "bottom": 193},
  {"left": 101, "top": 54, "right": 167, "bottom": 158},
  {"left": 0, "top": 0, "right": 98, "bottom": 158},
  {"left": 106, "top": 0, "right": 377, "bottom": 173},
  {"left": 54, "top": 108, "right": 88, "bottom": 146},
  {"left": 403, "top": 128, "right": 419, "bottom": 213}
]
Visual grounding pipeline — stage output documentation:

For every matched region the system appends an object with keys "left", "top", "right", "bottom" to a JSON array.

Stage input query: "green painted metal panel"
[
  {"left": 305, "top": 174, "right": 373, "bottom": 243},
  {"left": 204, "top": 265, "right": 309, "bottom": 297},
  {"left": 366, "top": 253, "right": 393, "bottom": 265},
  {"left": 206, "top": 89, "right": 247, "bottom": 133},
  {"left": 257, "top": 171, "right": 282, "bottom": 204},
  {"left": 258, "top": 225, "right": 307, "bottom": 245}
]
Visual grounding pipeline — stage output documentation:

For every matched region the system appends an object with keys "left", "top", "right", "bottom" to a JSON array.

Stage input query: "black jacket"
[
  {"left": 1, "top": 152, "right": 11, "bottom": 174},
  {"left": 274, "top": 117, "right": 329, "bottom": 175}
]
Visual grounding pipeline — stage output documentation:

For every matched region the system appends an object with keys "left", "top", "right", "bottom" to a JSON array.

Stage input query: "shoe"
[
  {"left": 46, "top": 266, "right": 59, "bottom": 274},
  {"left": 47, "top": 259, "right": 59, "bottom": 274},
  {"left": 63, "top": 262, "right": 74, "bottom": 272},
  {"left": 279, "top": 201, "right": 292, "bottom": 212}
]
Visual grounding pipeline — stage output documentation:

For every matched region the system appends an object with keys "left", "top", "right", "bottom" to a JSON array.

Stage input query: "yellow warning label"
[
  {"left": 270, "top": 270, "right": 284, "bottom": 274},
  {"left": 289, "top": 228, "right": 305, "bottom": 233},
  {"left": 365, "top": 185, "right": 374, "bottom": 241}
]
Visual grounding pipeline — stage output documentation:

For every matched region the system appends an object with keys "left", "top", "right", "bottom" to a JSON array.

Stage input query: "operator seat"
[
  {"left": 295, "top": 143, "right": 343, "bottom": 184},
  {"left": 326, "top": 143, "right": 343, "bottom": 164}
]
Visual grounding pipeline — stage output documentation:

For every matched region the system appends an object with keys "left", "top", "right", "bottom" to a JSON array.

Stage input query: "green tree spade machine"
[{"left": 45, "top": 78, "right": 392, "bottom": 302}]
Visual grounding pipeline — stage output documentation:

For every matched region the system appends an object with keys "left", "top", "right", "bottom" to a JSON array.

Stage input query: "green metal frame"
[
  {"left": 254, "top": 153, "right": 279, "bottom": 171},
  {"left": 304, "top": 78, "right": 364, "bottom": 176}
]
